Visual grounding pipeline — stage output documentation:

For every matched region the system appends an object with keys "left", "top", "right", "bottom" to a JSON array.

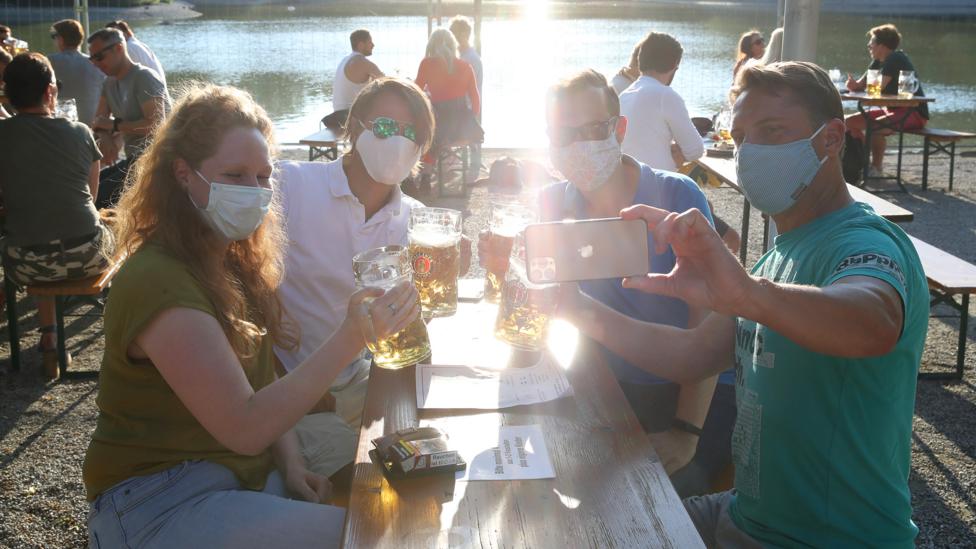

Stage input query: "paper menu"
[
  {"left": 450, "top": 424, "right": 555, "bottom": 482},
  {"left": 416, "top": 358, "right": 573, "bottom": 410}
]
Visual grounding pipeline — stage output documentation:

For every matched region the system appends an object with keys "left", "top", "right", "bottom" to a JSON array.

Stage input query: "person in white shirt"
[
  {"left": 324, "top": 29, "right": 384, "bottom": 128},
  {"left": 619, "top": 32, "right": 703, "bottom": 172},
  {"left": 106, "top": 20, "right": 165, "bottom": 86},
  {"left": 276, "top": 77, "right": 470, "bottom": 477}
]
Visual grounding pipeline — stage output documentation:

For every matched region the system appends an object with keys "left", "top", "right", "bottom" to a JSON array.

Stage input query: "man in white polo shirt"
[
  {"left": 276, "top": 77, "right": 469, "bottom": 477},
  {"left": 619, "top": 32, "right": 703, "bottom": 172}
]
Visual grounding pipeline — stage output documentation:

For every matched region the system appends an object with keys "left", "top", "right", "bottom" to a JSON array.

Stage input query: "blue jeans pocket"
[{"left": 108, "top": 462, "right": 193, "bottom": 545}]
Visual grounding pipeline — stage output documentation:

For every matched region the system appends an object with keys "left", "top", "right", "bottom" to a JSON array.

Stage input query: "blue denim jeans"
[{"left": 87, "top": 460, "right": 344, "bottom": 548}]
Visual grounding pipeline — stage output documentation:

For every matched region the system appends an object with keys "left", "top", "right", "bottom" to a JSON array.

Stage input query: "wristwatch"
[
  {"left": 112, "top": 118, "right": 120, "bottom": 133},
  {"left": 671, "top": 418, "right": 703, "bottom": 437}
]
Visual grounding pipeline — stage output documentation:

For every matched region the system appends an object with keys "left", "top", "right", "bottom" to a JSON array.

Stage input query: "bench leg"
[
  {"left": 949, "top": 141, "right": 956, "bottom": 192},
  {"left": 56, "top": 296, "right": 68, "bottom": 378},
  {"left": 921, "top": 137, "right": 930, "bottom": 191},
  {"left": 896, "top": 129, "right": 905, "bottom": 188},
  {"left": 5, "top": 277, "right": 19, "bottom": 371},
  {"left": 956, "top": 293, "right": 968, "bottom": 379}
]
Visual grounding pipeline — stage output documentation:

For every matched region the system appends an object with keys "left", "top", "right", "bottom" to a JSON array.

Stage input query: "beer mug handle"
[{"left": 907, "top": 77, "right": 919, "bottom": 94}]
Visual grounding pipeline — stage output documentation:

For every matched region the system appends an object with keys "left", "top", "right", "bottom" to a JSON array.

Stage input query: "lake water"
[{"left": 15, "top": 6, "right": 976, "bottom": 147}]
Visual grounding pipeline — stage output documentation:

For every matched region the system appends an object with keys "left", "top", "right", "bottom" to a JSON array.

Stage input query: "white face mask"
[
  {"left": 191, "top": 169, "right": 273, "bottom": 241},
  {"left": 549, "top": 134, "right": 621, "bottom": 192},
  {"left": 355, "top": 129, "right": 421, "bottom": 186}
]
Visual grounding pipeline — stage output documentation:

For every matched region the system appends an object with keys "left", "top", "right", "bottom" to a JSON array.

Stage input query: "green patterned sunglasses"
[{"left": 359, "top": 117, "right": 417, "bottom": 143}]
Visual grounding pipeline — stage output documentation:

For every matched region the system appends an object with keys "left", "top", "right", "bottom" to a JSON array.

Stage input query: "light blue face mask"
[{"left": 735, "top": 124, "right": 827, "bottom": 216}]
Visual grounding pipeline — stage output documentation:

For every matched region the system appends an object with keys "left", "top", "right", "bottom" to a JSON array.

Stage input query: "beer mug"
[
  {"left": 56, "top": 99, "right": 78, "bottom": 122},
  {"left": 494, "top": 232, "right": 558, "bottom": 351},
  {"left": 898, "top": 70, "right": 919, "bottom": 99},
  {"left": 866, "top": 69, "right": 883, "bottom": 97},
  {"left": 409, "top": 207, "right": 462, "bottom": 318},
  {"left": 352, "top": 245, "right": 431, "bottom": 369},
  {"left": 484, "top": 201, "right": 536, "bottom": 303}
]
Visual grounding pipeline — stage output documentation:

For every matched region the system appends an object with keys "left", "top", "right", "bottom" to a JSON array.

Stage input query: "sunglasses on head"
[
  {"left": 359, "top": 116, "right": 417, "bottom": 143},
  {"left": 89, "top": 43, "right": 118, "bottom": 63},
  {"left": 548, "top": 117, "right": 618, "bottom": 147}
]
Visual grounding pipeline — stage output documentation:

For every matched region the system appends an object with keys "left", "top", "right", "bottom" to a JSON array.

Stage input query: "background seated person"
[
  {"left": 325, "top": 28, "right": 384, "bottom": 129},
  {"left": 844, "top": 23, "right": 928, "bottom": 178},
  {"left": 0, "top": 52, "right": 112, "bottom": 379}
]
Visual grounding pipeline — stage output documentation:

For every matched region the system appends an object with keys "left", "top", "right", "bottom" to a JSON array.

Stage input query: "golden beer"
[
  {"left": 409, "top": 208, "right": 462, "bottom": 318},
  {"left": 866, "top": 69, "right": 882, "bottom": 97},
  {"left": 866, "top": 82, "right": 882, "bottom": 97},
  {"left": 494, "top": 231, "right": 557, "bottom": 351},
  {"left": 365, "top": 312, "right": 430, "bottom": 369},
  {"left": 494, "top": 274, "right": 559, "bottom": 351},
  {"left": 353, "top": 245, "right": 431, "bottom": 369}
]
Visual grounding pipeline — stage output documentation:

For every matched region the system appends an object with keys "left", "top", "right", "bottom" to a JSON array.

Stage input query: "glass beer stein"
[
  {"left": 484, "top": 201, "right": 536, "bottom": 304},
  {"left": 352, "top": 245, "right": 431, "bottom": 369},
  {"left": 494, "top": 231, "right": 558, "bottom": 351},
  {"left": 409, "top": 207, "right": 462, "bottom": 318}
]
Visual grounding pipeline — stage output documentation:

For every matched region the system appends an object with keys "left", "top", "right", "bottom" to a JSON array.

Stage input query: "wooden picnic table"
[
  {"left": 342, "top": 301, "right": 704, "bottom": 548},
  {"left": 299, "top": 127, "right": 344, "bottom": 162},
  {"left": 695, "top": 155, "right": 913, "bottom": 264},
  {"left": 840, "top": 91, "right": 936, "bottom": 192}
]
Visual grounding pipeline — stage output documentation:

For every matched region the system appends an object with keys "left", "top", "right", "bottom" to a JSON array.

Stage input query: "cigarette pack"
[{"left": 370, "top": 426, "right": 466, "bottom": 479}]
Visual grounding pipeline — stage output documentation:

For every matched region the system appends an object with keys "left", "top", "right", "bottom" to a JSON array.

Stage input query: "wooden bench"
[
  {"left": 905, "top": 128, "right": 976, "bottom": 192},
  {"left": 909, "top": 236, "right": 976, "bottom": 380},
  {"left": 5, "top": 257, "right": 124, "bottom": 379},
  {"left": 299, "top": 127, "right": 345, "bottom": 162}
]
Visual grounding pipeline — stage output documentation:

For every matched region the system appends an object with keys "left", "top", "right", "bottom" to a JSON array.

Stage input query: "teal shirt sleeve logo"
[{"left": 832, "top": 253, "right": 906, "bottom": 286}]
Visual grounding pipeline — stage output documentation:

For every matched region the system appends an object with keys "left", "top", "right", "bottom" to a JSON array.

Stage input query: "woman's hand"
[
  {"left": 284, "top": 465, "right": 333, "bottom": 504},
  {"left": 346, "top": 282, "right": 421, "bottom": 345}
]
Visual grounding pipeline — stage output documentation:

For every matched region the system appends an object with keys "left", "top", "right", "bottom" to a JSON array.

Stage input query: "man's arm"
[
  {"left": 561, "top": 287, "right": 736, "bottom": 383},
  {"left": 88, "top": 160, "right": 100, "bottom": 199},
  {"left": 622, "top": 206, "right": 905, "bottom": 358},
  {"left": 91, "top": 94, "right": 113, "bottom": 132},
  {"left": 466, "top": 64, "right": 481, "bottom": 116},
  {"left": 667, "top": 93, "right": 705, "bottom": 163},
  {"left": 346, "top": 57, "right": 384, "bottom": 84},
  {"left": 118, "top": 96, "right": 165, "bottom": 136}
]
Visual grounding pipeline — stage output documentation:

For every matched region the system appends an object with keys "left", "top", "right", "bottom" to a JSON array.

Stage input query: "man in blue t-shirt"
[
  {"left": 479, "top": 69, "right": 724, "bottom": 483},
  {"left": 561, "top": 61, "right": 926, "bottom": 547}
]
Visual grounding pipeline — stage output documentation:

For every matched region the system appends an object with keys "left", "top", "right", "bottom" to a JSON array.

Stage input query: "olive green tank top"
[{"left": 83, "top": 245, "right": 275, "bottom": 501}]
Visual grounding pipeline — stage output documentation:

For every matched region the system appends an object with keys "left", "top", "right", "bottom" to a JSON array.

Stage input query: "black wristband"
[
  {"left": 112, "top": 118, "right": 120, "bottom": 132},
  {"left": 671, "top": 418, "right": 703, "bottom": 437}
]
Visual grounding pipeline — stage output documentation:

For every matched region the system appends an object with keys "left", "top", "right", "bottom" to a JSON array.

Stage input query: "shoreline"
[{"left": 4, "top": 1, "right": 976, "bottom": 25}]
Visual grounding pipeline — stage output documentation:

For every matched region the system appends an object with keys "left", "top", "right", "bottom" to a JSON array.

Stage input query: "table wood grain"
[{"left": 342, "top": 302, "right": 704, "bottom": 548}]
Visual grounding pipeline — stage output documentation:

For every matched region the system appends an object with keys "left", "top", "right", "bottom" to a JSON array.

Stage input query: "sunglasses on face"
[
  {"left": 548, "top": 117, "right": 618, "bottom": 147},
  {"left": 754, "top": 38, "right": 765, "bottom": 46},
  {"left": 50, "top": 32, "right": 59, "bottom": 39},
  {"left": 360, "top": 116, "right": 417, "bottom": 143},
  {"left": 89, "top": 43, "right": 118, "bottom": 63}
]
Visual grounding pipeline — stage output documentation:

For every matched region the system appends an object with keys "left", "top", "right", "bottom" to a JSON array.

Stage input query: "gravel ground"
[{"left": 1, "top": 146, "right": 974, "bottom": 547}]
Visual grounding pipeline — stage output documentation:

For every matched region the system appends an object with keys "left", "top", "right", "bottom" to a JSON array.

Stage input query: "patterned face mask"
[
  {"left": 549, "top": 133, "right": 621, "bottom": 192},
  {"left": 735, "top": 124, "right": 827, "bottom": 216}
]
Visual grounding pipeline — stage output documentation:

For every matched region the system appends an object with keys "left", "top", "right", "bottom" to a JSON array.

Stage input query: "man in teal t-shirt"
[{"left": 559, "top": 61, "right": 926, "bottom": 547}]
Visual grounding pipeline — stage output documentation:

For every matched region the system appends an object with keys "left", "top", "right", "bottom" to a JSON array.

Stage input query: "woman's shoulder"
[{"left": 113, "top": 245, "right": 204, "bottom": 299}]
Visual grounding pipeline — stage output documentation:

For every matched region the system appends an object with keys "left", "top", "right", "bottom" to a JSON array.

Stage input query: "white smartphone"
[{"left": 523, "top": 217, "right": 649, "bottom": 284}]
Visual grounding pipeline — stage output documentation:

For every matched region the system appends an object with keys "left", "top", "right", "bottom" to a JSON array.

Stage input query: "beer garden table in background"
[
  {"left": 342, "top": 301, "right": 704, "bottom": 548},
  {"left": 695, "top": 155, "right": 913, "bottom": 265},
  {"left": 840, "top": 91, "right": 936, "bottom": 193},
  {"left": 299, "top": 127, "right": 343, "bottom": 161}
]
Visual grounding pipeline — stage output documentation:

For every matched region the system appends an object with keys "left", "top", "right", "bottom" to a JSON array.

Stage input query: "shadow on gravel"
[
  {"left": 911, "top": 432, "right": 976, "bottom": 544},
  {"left": 914, "top": 383, "right": 976, "bottom": 465},
  {"left": 0, "top": 383, "right": 97, "bottom": 469}
]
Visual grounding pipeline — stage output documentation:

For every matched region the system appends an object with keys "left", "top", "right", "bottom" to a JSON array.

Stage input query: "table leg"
[{"left": 739, "top": 198, "right": 750, "bottom": 266}]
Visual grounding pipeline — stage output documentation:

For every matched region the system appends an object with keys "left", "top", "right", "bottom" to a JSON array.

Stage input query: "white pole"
[
  {"left": 82, "top": 0, "right": 91, "bottom": 53},
  {"left": 782, "top": 0, "right": 821, "bottom": 62}
]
